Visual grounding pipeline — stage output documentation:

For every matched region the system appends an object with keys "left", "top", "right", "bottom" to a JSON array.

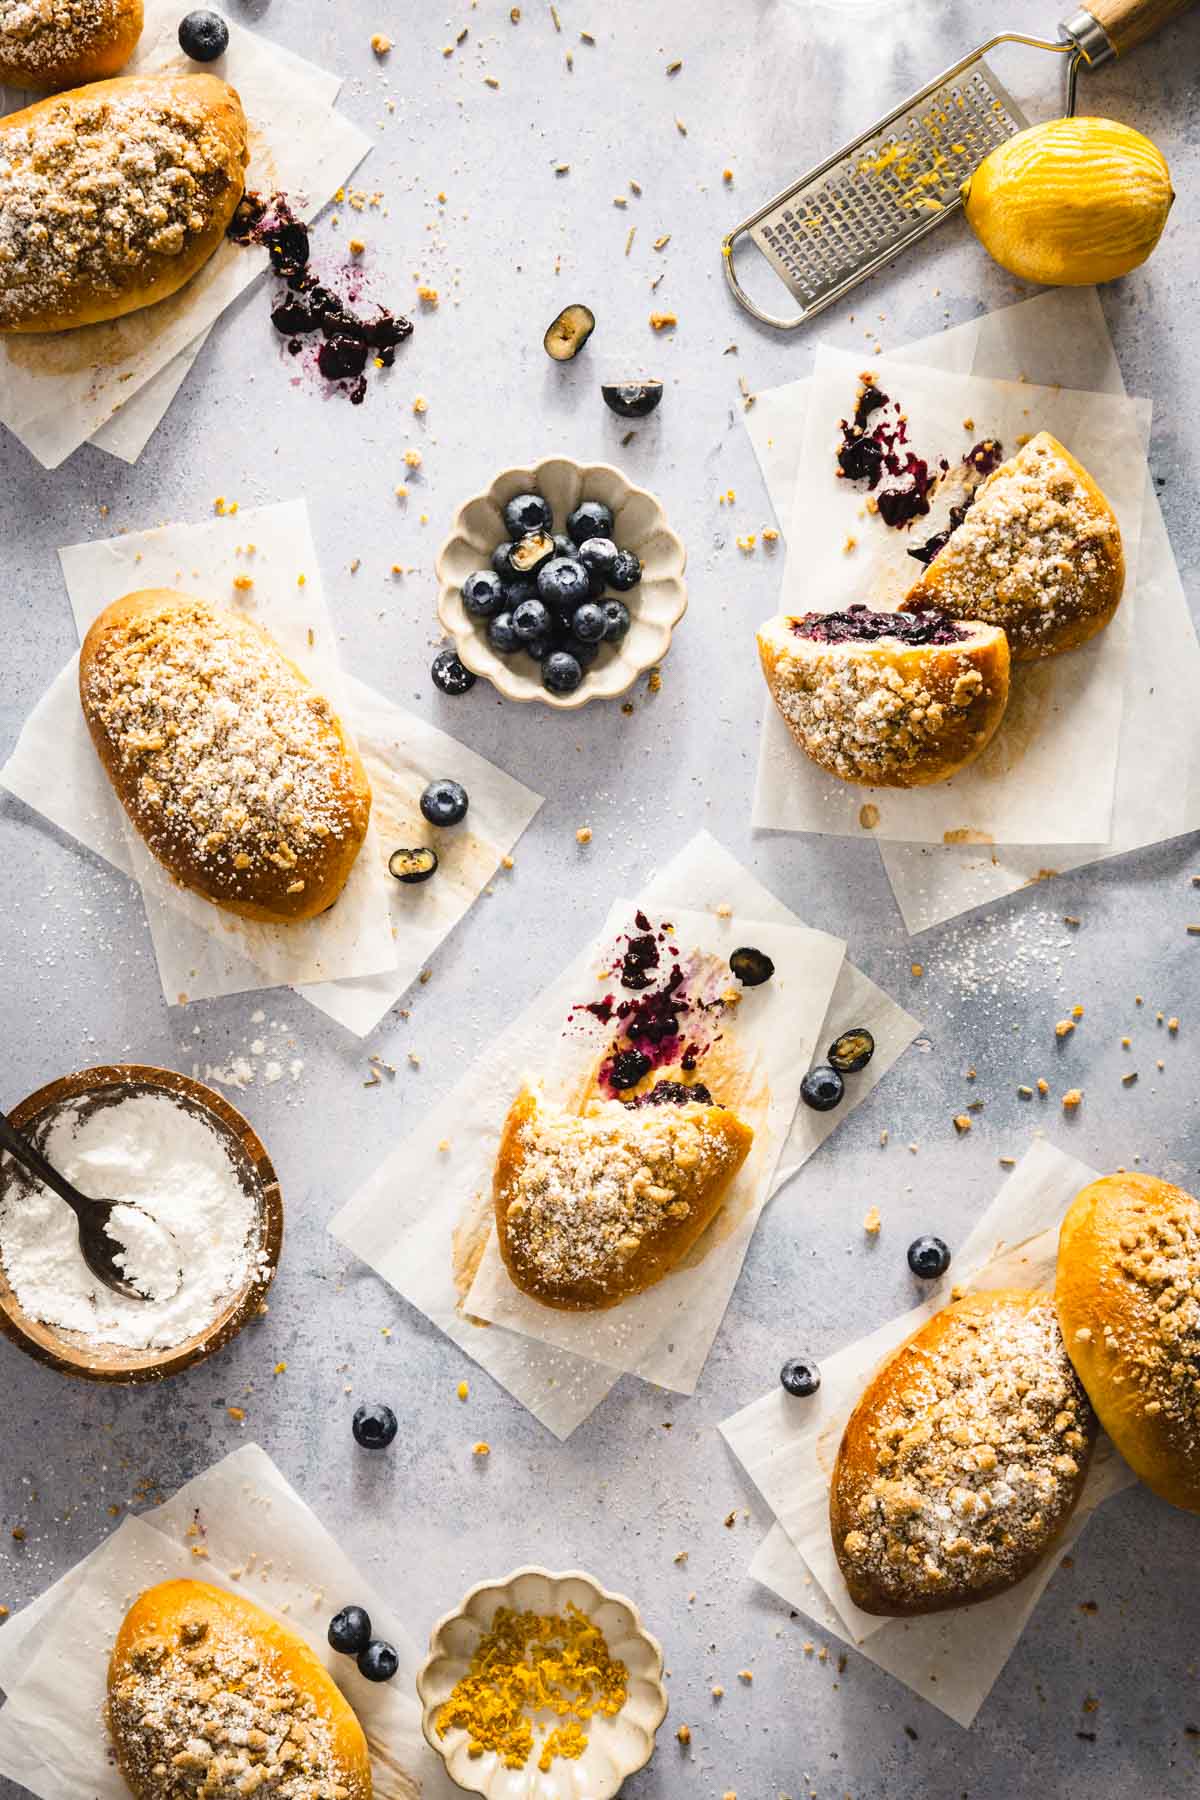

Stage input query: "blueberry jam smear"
[
  {"left": 622, "top": 1080, "right": 715, "bottom": 1110},
  {"left": 908, "top": 440, "right": 1003, "bottom": 566},
  {"left": 793, "top": 604, "right": 970, "bottom": 647},
  {"left": 834, "top": 376, "right": 941, "bottom": 529},
  {"left": 228, "top": 192, "right": 412, "bottom": 403}
]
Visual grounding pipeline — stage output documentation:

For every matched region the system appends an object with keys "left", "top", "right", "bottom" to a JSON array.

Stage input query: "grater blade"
[{"left": 725, "top": 54, "right": 1030, "bottom": 330}]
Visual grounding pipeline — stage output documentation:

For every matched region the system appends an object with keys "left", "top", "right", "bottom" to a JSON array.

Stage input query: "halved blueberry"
[
  {"left": 537, "top": 556, "right": 592, "bottom": 613},
  {"left": 388, "top": 847, "right": 438, "bottom": 884},
  {"left": 730, "top": 946, "right": 774, "bottom": 986},
  {"left": 827, "top": 1027, "right": 875, "bottom": 1074},
  {"left": 461, "top": 569, "right": 505, "bottom": 619},
  {"left": 542, "top": 651, "right": 584, "bottom": 694},
  {"left": 513, "top": 597, "right": 553, "bottom": 641},
  {"left": 567, "top": 499, "right": 614, "bottom": 545},
  {"left": 508, "top": 531, "right": 556, "bottom": 577},
  {"left": 544, "top": 303, "right": 596, "bottom": 361},
  {"left": 608, "top": 548, "right": 643, "bottom": 591},
  {"left": 503, "top": 493, "right": 553, "bottom": 537},
  {"left": 602, "top": 378, "right": 663, "bottom": 419}
]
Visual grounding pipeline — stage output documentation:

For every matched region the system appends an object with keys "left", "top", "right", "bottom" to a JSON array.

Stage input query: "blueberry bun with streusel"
[
  {"left": 831, "top": 1289, "right": 1096, "bottom": 1617},
  {"left": 0, "top": 0, "right": 143, "bottom": 91},
  {"left": 494, "top": 1083, "right": 754, "bottom": 1310},
  {"left": 902, "top": 432, "right": 1124, "bottom": 660},
  {"left": 757, "top": 605, "right": 1010, "bottom": 789}
]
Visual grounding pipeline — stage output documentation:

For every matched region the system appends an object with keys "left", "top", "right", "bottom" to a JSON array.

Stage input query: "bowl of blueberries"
[{"left": 435, "top": 457, "right": 687, "bottom": 707}]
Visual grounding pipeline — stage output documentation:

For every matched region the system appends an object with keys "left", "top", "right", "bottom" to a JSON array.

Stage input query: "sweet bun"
[
  {"left": 0, "top": 0, "right": 143, "bottom": 91},
  {"left": 108, "top": 1578, "right": 373, "bottom": 1799},
  {"left": 1057, "top": 1172, "right": 1200, "bottom": 1513},
  {"left": 0, "top": 74, "right": 247, "bottom": 334},
  {"left": 80, "top": 589, "right": 372, "bottom": 924},
  {"left": 831, "top": 1289, "right": 1096, "bottom": 1616},
  {"left": 494, "top": 1082, "right": 754, "bottom": 1310},
  {"left": 902, "top": 431, "right": 1124, "bottom": 660},
  {"left": 757, "top": 605, "right": 1009, "bottom": 788}
]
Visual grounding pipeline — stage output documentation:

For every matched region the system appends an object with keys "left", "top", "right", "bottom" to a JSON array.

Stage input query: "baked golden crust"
[
  {"left": 79, "top": 589, "right": 372, "bottom": 924},
  {"left": 756, "top": 613, "right": 1010, "bottom": 788},
  {"left": 108, "top": 1579, "right": 373, "bottom": 1800},
  {"left": 0, "top": 0, "right": 143, "bottom": 91},
  {"left": 902, "top": 432, "right": 1124, "bottom": 660},
  {"left": 0, "top": 73, "right": 246, "bottom": 334},
  {"left": 1057, "top": 1172, "right": 1200, "bottom": 1513},
  {"left": 830, "top": 1290, "right": 1096, "bottom": 1616},
  {"left": 494, "top": 1085, "right": 754, "bottom": 1311}
]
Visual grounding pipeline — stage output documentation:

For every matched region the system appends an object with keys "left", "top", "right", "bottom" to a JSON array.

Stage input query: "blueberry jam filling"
[
  {"left": 622, "top": 1080, "right": 715, "bottom": 1109},
  {"left": 907, "top": 440, "right": 1003, "bottom": 566},
  {"left": 792, "top": 604, "right": 970, "bottom": 647},
  {"left": 228, "top": 193, "right": 412, "bottom": 404},
  {"left": 834, "top": 376, "right": 953, "bottom": 530}
]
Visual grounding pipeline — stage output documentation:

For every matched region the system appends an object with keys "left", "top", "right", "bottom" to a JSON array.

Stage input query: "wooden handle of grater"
[{"left": 1085, "top": 0, "right": 1196, "bottom": 55}]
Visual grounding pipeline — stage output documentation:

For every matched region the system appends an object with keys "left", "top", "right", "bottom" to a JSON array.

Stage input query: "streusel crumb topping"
[
  {"left": 503, "top": 1094, "right": 739, "bottom": 1293},
  {"left": 108, "top": 1612, "right": 349, "bottom": 1799},
  {"left": 82, "top": 598, "right": 353, "bottom": 898},
  {"left": 913, "top": 434, "right": 1120, "bottom": 648},
  {"left": 0, "top": 82, "right": 238, "bottom": 327},
  {"left": 1104, "top": 1190, "right": 1200, "bottom": 1453},
  {"left": 839, "top": 1297, "right": 1093, "bottom": 1605},
  {"left": 0, "top": 0, "right": 121, "bottom": 72}
]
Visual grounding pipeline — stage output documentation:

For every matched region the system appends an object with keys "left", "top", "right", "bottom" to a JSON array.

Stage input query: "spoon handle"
[{"left": 0, "top": 1108, "right": 88, "bottom": 1218}]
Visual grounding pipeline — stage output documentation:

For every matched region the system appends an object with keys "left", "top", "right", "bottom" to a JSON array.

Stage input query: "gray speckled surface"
[{"left": 2, "top": 1, "right": 1200, "bottom": 1794}]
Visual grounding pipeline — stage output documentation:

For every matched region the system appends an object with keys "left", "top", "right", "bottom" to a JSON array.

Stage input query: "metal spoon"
[{"left": 0, "top": 1108, "right": 181, "bottom": 1303}]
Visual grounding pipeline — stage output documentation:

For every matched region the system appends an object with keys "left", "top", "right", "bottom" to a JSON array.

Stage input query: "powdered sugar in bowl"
[{"left": 0, "top": 1066, "right": 282, "bottom": 1383}]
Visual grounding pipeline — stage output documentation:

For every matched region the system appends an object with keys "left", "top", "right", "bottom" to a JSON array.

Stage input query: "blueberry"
[
  {"left": 608, "top": 548, "right": 643, "bottom": 591},
  {"left": 565, "top": 634, "right": 600, "bottom": 668},
  {"left": 522, "top": 633, "right": 554, "bottom": 661},
  {"left": 601, "top": 599, "right": 631, "bottom": 643},
  {"left": 537, "top": 556, "right": 592, "bottom": 613},
  {"left": 500, "top": 578, "right": 538, "bottom": 609},
  {"left": 508, "top": 531, "right": 556, "bottom": 577},
  {"left": 542, "top": 651, "right": 584, "bottom": 694},
  {"left": 352, "top": 1403, "right": 397, "bottom": 1450},
  {"left": 503, "top": 493, "right": 552, "bottom": 538},
  {"left": 420, "top": 779, "right": 469, "bottom": 826},
  {"left": 512, "top": 597, "right": 552, "bottom": 641},
  {"left": 328, "top": 1606, "right": 372, "bottom": 1655},
  {"left": 178, "top": 8, "right": 228, "bottom": 60},
  {"left": 431, "top": 649, "right": 475, "bottom": 696},
  {"left": 553, "top": 534, "right": 574, "bottom": 560},
  {"left": 567, "top": 499, "right": 614, "bottom": 545},
  {"left": 827, "top": 1027, "right": 875, "bottom": 1074},
  {"left": 907, "top": 1235, "right": 951, "bottom": 1280},
  {"left": 780, "top": 1356, "right": 821, "bottom": 1398},
  {"left": 461, "top": 569, "right": 505, "bottom": 619},
  {"left": 487, "top": 610, "right": 519, "bottom": 654},
  {"left": 609, "top": 1048, "right": 652, "bottom": 1090},
  {"left": 730, "top": 947, "right": 774, "bottom": 986},
  {"left": 388, "top": 847, "right": 438, "bottom": 884},
  {"left": 571, "top": 602, "right": 606, "bottom": 644},
  {"left": 491, "top": 541, "right": 515, "bottom": 578},
  {"left": 577, "top": 536, "right": 620, "bottom": 582},
  {"left": 543, "top": 302, "right": 596, "bottom": 361},
  {"left": 357, "top": 1640, "right": 400, "bottom": 1683},
  {"left": 601, "top": 378, "right": 664, "bottom": 419},
  {"left": 800, "top": 1065, "right": 844, "bottom": 1112}
]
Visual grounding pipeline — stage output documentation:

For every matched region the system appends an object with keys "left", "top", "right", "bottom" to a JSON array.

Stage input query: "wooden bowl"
[
  {"left": 435, "top": 457, "right": 687, "bottom": 710},
  {"left": 416, "top": 1565, "right": 669, "bottom": 1798},
  {"left": 0, "top": 1064, "right": 282, "bottom": 1384}
]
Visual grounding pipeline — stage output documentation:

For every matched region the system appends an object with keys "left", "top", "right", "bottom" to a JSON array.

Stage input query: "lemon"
[{"left": 962, "top": 116, "right": 1173, "bottom": 286}]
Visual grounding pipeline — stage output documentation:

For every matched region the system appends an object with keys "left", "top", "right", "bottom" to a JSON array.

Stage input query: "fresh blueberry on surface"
[
  {"left": 461, "top": 569, "right": 505, "bottom": 619},
  {"left": 608, "top": 548, "right": 643, "bottom": 591},
  {"left": 571, "top": 602, "right": 607, "bottom": 644},
  {"left": 536, "top": 556, "right": 592, "bottom": 612},
  {"left": 178, "top": 8, "right": 228, "bottom": 60},
  {"left": 577, "top": 536, "right": 620, "bottom": 580},
  {"left": 357, "top": 1640, "right": 400, "bottom": 1683},
  {"left": 351, "top": 1403, "right": 398, "bottom": 1450},
  {"left": 430, "top": 649, "right": 476, "bottom": 696},
  {"left": 907, "top": 1235, "right": 951, "bottom": 1279},
  {"left": 388, "top": 847, "right": 438, "bottom": 884},
  {"left": 419, "top": 779, "right": 469, "bottom": 827},
  {"left": 601, "top": 599, "right": 631, "bottom": 643},
  {"left": 328, "top": 1606, "right": 372, "bottom": 1656},
  {"left": 543, "top": 302, "right": 596, "bottom": 361},
  {"left": 503, "top": 492, "right": 553, "bottom": 538},
  {"left": 800, "top": 1065, "right": 844, "bottom": 1112},
  {"left": 730, "top": 946, "right": 775, "bottom": 986},
  {"left": 491, "top": 541, "right": 515, "bottom": 578},
  {"left": 512, "top": 597, "right": 552, "bottom": 641},
  {"left": 542, "top": 651, "right": 584, "bottom": 694},
  {"left": 780, "top": 1357, "right": 821, "bottom": 1397},
  {"left": 827, "top": 1027, "right": 875, "bottom": 1073},
  {"left": 567, "top": 499, "right": 614, "bottom": 545},
  {"left": 601, "top": 378, "right": 664, "bottom": 419},
  {"left": 487, "top": 611, "right": 519, "bottom": 654}
]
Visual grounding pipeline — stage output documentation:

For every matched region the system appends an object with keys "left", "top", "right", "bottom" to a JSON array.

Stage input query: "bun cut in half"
[
  {"left": 1057, "top": 1172, "right": 1200, "bottom": 1513},
  {"left": 831, "top": 1289, "right": 1096, "bottom": 1616}
]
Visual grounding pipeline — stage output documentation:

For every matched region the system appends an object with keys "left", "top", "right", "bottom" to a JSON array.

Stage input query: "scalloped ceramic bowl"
[
  {"left": 435, "top": 458, "right": 687, "bottom": 709},
  {"left": 416, "top": 1566, "right": 668, "bottom": 1799}
]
